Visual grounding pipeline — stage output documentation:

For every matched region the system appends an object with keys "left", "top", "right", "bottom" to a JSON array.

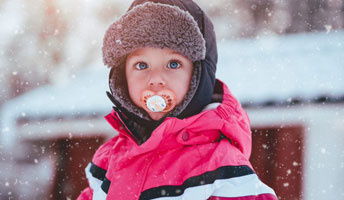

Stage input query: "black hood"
[{"left": 105, "top": 0, "right": 218, "bottom": 144}]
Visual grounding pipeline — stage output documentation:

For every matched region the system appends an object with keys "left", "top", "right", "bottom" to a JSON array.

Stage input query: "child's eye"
[
  {"left": 167, "top": 61, "right": 181, "bottom": 69},
  {"left": 135, "top": 62, "right": 148, "bottom": 70}
]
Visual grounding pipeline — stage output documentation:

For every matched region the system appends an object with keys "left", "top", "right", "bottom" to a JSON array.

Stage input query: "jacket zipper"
[{"left": 112, "top": 112, "right": 139, "bottom": 144}]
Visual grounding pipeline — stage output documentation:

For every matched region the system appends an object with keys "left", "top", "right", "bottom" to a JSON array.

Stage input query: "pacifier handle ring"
[{"left": 140, "top": 89, "right": 177, "bottom": 113}]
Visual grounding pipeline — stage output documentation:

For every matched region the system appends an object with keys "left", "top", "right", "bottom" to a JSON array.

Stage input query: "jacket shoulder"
[{"left": 92, "top": 135, "right": 119, "bottom": 170}]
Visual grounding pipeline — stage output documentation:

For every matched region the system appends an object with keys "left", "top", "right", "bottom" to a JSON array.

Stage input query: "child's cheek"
[{"left": 127, "top": 81, "right": 144, "bottom": 108}]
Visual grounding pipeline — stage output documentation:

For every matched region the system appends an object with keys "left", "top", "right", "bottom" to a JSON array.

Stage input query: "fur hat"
[{"left": 103, "top": 1, "right": 207, "bottom": 120}]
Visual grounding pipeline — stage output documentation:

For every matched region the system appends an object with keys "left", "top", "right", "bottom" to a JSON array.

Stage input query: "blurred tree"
[
  {"left": 286, "top": 0, "right": 344, "bottom": 33},
  {"left": 0, "top": 0, "right": 129, "bottom": 108},
  {"left": 196, "top": 0, "right": 344, "bottom": 38},
  {"left": 285, "top": 0, "right": 309, "bottom": 33},
  {"left": 0, "top": 0, "right": 67, "bottom": 106}
]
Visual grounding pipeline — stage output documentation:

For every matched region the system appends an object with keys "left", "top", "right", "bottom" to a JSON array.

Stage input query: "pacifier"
[{"left": 140, "top": 90, "right": 177, "bottom": 113}]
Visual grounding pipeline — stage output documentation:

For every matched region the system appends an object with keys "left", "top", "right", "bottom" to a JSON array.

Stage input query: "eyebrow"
[
  {"left": 129, "top": 49, "right": 183, "bottom": 58},
  {"left": 170, "top": 50, "right": 183, "bottom": 56},
  {"left": 128, "top": 51, "right": 143, "bottom": 58}
]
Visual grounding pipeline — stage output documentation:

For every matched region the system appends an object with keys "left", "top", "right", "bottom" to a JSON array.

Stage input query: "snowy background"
[{"left": 0, "top": 0, "right": 344, "bottom": 199}]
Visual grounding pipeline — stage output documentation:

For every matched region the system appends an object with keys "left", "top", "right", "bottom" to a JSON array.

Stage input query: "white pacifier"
[
  {"left": 146, "top": 95, "right": 167, "bottom": 112},
  {"left": 140, "top": 89, "right": 177, "bottom": 113}
]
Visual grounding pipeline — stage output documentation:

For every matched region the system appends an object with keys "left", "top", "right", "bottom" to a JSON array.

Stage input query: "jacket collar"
[{"left": 104, "top": 79, "right": 251, "bottom": 156}]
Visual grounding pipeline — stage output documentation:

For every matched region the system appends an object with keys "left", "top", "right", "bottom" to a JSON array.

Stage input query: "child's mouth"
[{"left": 140, "top": 90, "right": 176, "bottom": 113}]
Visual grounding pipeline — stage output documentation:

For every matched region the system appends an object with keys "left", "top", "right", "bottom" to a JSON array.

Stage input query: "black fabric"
[
  {"left": 101, "top": 177, "right": 111, "bottom": 194},
  {"left": 139, "top": 165, "right": 254, "bottom": 200},
  {"left": 211, "top": 79, "right": 224, "bottom": 103},
  {"left": 90, "top": 162, "right": 107, "bottom": 181},
  {"left": 107, "top": 91, "right": 166, "bottom": 145},
  {"left": 89, "top": 162, "right": 111, "bottom": 194}
]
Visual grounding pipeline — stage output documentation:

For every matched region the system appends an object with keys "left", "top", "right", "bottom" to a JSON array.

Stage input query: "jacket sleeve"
[
  {"left": 77, "top": 135, "right": 119, "bottom": 199},
  {"left": 77, "top": 187, "right": 93, "bottom": 200},
  {"left": 220, "top": 91, "right": 252, "bottom": 160},
  {"left": 206, "top": 169, "right": 278, "bottom": 200}
]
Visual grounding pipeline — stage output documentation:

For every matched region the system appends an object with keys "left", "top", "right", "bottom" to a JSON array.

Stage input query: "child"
[{"left": 78, "top": 0, "right": 278, "bottom": 199}]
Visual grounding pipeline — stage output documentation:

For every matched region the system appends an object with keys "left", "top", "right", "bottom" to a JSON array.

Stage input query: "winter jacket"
[{"left": 77, "top": 80, "right": 277, "bottom": 200}]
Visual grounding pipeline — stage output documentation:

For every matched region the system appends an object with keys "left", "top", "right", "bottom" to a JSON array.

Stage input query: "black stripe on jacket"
[
  {"left": 101, "top": 177, "right": 111, "bottom": 194},
  {"left": 90, "top": 162, "right": 107, "bottom": 181},
  {"left": 89, "top": 162, "right": 111, "bottom": 194},
  {"left": 139, "top": 165, "right": 254, "bottom": 200}
]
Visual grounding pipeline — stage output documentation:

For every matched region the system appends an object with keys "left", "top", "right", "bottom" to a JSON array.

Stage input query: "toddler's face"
[{"left": 125, "top": 47, "right": 193, "bottom": 120}]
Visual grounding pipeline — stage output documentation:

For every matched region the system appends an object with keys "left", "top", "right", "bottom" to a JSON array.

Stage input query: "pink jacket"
[{"left": 78, "top": 80, "right": 277, "bottom": 200}]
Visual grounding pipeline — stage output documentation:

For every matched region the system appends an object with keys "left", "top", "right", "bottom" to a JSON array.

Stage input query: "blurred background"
[{"left": 0, "top": 0, "right": 343, "bottom": 199}]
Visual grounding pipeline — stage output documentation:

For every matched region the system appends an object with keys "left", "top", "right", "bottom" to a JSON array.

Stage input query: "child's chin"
[{"left": 148, "top": 112, "right": 166, "bottom": 121}]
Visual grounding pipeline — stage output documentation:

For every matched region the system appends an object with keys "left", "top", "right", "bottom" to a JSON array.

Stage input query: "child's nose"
[{"left": 148, "top": 72, "right": 166, "bottom": 88}]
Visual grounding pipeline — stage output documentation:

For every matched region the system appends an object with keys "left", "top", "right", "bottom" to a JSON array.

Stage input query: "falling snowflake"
[
  {"left": 286, "top": 169, "right": 291, "bottom": 175},
  {"left": 161, "top": 189, "right": 166, "bottom": 196},
  {"left": 324, "top": 25, "right": 332, "bottom": 33}
]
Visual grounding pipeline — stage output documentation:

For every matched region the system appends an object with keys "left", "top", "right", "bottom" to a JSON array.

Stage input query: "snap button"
[{"left": 182, "top": 132, "right": 189, "bottom": 141}]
